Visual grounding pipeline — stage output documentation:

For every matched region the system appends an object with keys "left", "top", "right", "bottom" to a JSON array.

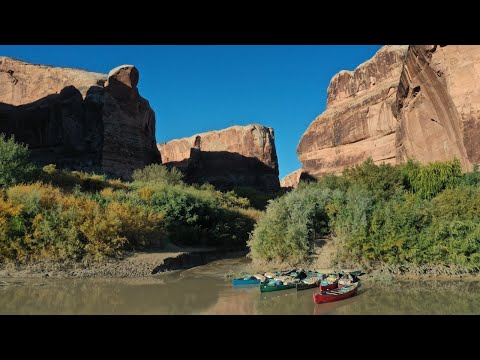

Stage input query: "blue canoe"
[{"left": 232, "top": 278, "right": 261, "bottom": 286}]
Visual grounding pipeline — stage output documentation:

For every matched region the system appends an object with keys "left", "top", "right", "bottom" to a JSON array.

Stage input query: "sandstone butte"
[
  {"left": 296, "top": 45, "right": 480, "bottom": 182},
  {"left": 0, "top": 57, "right": 159, "bottom": 180},
  {"left": 158, "top": 124, "right": 280, "bottom": 191}
]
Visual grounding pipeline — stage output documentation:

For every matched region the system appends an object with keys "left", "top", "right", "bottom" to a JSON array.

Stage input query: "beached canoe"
[
  {"left": 232, "top": 278, "right": 261, "bottom": 286},
  {"left": 320, "top": 274, "right": 339, "bottom": 291},
  {"left": 260, "top": 283, "right": 296, "bottom": 293},
  {"left": 338, "top": 273, "right": 355, "bottom": 288},
  {"left": 313, "top": 282, "right": 359, "bottom": 304},
  {"left": 296, "top": 280, "right": 321, "bottom": 291},
  {"left": 296, "top": 275, "right": 323, "bottom": 291}
]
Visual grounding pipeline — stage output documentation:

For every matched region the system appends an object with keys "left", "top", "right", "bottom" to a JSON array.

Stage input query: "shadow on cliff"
[
  {"left": 298, "top": 171, "right": 317, "bottom": 186},
  {"left": 163, "top": 148, "right": 280, "bottom": 192},
  {"left": 0, "top": 84, "right": 106, "bottom": 172}
]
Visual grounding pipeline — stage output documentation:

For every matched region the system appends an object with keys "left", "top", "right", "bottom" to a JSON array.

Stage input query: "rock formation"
[
  {"left": 280, "top": 169, "right": 316, "bottom": 189},
  {"left": 297, "top": 45, "right": 480, "bottom": 177},
  {"left": 0, "top": 57, "right": 159, "bottom": 179},
  {"left": 158, "top": 124, "right": 280, "bottom": 191},
  {"left": 297, "top": 46, "right": 408, "bottom": 177},
  {"left": 395, "top": 45, "right": 478, "bottom": 170}
]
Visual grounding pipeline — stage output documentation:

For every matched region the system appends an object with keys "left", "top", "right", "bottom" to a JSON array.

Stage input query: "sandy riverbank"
[{"left": 0, "top": 245, "right": 247, "bottom": 279}]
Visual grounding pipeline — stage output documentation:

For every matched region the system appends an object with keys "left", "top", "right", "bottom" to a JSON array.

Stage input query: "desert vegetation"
[
  {"left": 248, "top": 158, "right": 480, "bottom": 270},
  {"left": 0, "top": 136, "right": 261, "bottom": 263}
]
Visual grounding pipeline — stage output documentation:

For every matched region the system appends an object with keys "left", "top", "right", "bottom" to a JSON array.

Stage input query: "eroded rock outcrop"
[
  {"left": 298, "top": 45, "right": 480, "bottom": 177},
  {"left": 297, "top": 46, "right": 408, "bottom": 177},
  {"left": 280, "top": 169, "right": 315, "bottom": 189},
  {"left": 158, "top": 124, "right": 280, "bottom": 191},
  {"left": 0, "top": 57, "right": 159, "bottom": 179}
]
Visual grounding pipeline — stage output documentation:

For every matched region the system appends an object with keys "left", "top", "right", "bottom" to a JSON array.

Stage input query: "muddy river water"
[{"left": 1, "top": 258, "right": 479, "bottom": 314}]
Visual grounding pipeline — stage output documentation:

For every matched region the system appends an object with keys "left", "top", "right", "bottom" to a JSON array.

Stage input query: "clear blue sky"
[{"left": 0, "top": 45, "right": 382, "bottom": 179}]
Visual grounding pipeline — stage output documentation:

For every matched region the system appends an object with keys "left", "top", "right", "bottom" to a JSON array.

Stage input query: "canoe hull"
[
  {"left": 313, "top": 283, "right": 359, "bottom": 304},
  {"left": 296, "top": 281, "right": 320, "bottom": 291},
  {"left": 232, "top": 279, "right": 261, "bottom": 286},
  {"left": 260, "top": 284, "right": 296, "bottom": 293}
]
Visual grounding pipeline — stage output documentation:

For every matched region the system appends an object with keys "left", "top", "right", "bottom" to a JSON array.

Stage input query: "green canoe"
[
  {"left": 296, "top": 278, "right": 322, "bottom": 291},
  {"left": 260, "top": 283, "right": 296, "bottom": 293}
]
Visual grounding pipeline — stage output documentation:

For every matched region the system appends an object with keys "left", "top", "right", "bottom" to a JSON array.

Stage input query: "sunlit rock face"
[
  {"left": 158, "top": 124, "right": 280, "bottom": 191},
  {"left": 0, "top": 58, "right": 159, "bottom": 179},
  {"left": 297, "top": 45, "right": 480, "bottom": 177}
]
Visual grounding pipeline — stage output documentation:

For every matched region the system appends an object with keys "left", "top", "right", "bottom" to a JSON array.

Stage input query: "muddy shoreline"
[
  {"left": 2, "top": 250, "right": 480, "bottom": 281},
  {"left": 0, "top": 248, "right": 248, "bottom": 279},
  {"left": 243, "top": 260, "right": 480, "bottom": 282}
]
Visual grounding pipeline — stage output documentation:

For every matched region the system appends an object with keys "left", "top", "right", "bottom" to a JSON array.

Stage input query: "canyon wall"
[
  {"left": 297, "top": 45, "right": 480, "bottom": 177},
  {"left": 158, "top": 124, "right": 280, "bottom": 191},
  {"left": 0, "top": 57, "right": 159, "bottom": 179}
]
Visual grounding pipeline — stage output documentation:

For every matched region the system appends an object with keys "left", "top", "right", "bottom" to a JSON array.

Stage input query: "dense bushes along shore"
[
  {"left": 0, "top": 135, "right": 262, "bottom": 263},
  {"left": 248, "top": 158, "right": 480, "bottom": 269},
  {"left": 3, "top": 133, "right": 480, "bottom": 270}
]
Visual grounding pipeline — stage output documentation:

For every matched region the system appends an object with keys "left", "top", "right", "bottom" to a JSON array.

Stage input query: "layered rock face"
[
  {"left": 0, "top": 57, "right": 159, "bottom": 179},
  {"left": 158, "top": 124, "right": 280, "bottom": 191},
  {"left": 297, "top": 46, "right": 408, "bottom": 177},
  {"left": 395, "top": 45, "right": 478, "bottom": 170},
  {"left": 298, "top": 45, "right": 480, "bottom": 177},
  {"left": 101, "top": 65, "right": 159, "bottom": 179}
]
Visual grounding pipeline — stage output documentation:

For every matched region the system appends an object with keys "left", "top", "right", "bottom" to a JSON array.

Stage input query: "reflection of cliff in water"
[{"left": 0, "top": 275, "right": 219, "bottom": 315}]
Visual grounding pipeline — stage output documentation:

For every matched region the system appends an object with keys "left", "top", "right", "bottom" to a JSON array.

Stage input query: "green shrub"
[
  {"left": 248, "top": 185, "right": 334, "bottom": 265},
  {"left": 127, "top": 183, "right": 255, "bottom": 248},
  {"left": 405, "top": 159, "right": 462, "bottom": 199},
  {"left": 342, "top": 158, "right": 405, "bottom": 200},
  {"left": 132, "top": 164, "right": 184, "bottom": 185},
  {"left": 0, "top": 134, "right": 37, "bottom": 188},
  {"left": 249, "top": 158, "right": 480, "bottom": 269},
  {"left": 461, "top": 164, "right": 480, "bottom": 187}
]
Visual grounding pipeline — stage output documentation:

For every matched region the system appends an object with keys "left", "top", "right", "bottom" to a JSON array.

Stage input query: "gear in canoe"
[{"left": 231, "top": 274, "right": 261, "bottom": 286}]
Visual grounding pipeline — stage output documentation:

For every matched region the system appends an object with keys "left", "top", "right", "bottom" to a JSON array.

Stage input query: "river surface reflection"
[{"left": 1, "top": 258, "right": 479, "bottom": 315}]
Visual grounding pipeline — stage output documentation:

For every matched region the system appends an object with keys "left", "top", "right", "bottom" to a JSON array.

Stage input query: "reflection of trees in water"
[
  {"left": 331, "top": 281, "right": 480, "bottom": 315},
  {"left": 0, "top": 277, "right": 220, "bottom": 315},
  {"left": 204, "top": 280, "right": 480, "bottom": 315},
  {"left": 2, "top": 275, "right": 478, "bottom": 315}
]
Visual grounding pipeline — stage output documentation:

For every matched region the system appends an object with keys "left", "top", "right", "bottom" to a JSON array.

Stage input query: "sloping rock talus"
[
  {"left": 298, "top": 45, "right": 480, "bottom": 177},
  {"left": 0, "top": 57, "right": 159, "bottom": 179},
  {"left": 158, "top": 124, "right": 280, "bottom": 191},
  {"left": 297, "top": 46, "right": 408, "bottom": 177}
]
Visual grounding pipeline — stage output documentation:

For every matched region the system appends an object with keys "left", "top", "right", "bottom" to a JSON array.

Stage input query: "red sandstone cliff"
[
  {"left": 297, "top": 45, "right": 480, "bottom": 177},
  {"left": 297, "top": 46, "right": 408, "bottom": 177},
  {"left": 395, "top": 45, "right": 478, "bottom": 170},
  {"left": 158, "top": 124, "right": 280, "bottom": 191},
  {"left": 0, "top": 57, "right": 159, "bottom": 179}
]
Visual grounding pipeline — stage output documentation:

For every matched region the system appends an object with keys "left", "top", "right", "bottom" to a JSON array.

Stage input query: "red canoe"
[
  {"left": 320, "top": 281, "right": 338, "bottom": 291},
  {"left": 313, "top": 282, "right": 359, "bottom": 304},
  {"left": 320, "top": 275, "right": 339, "bottom": 291}
]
